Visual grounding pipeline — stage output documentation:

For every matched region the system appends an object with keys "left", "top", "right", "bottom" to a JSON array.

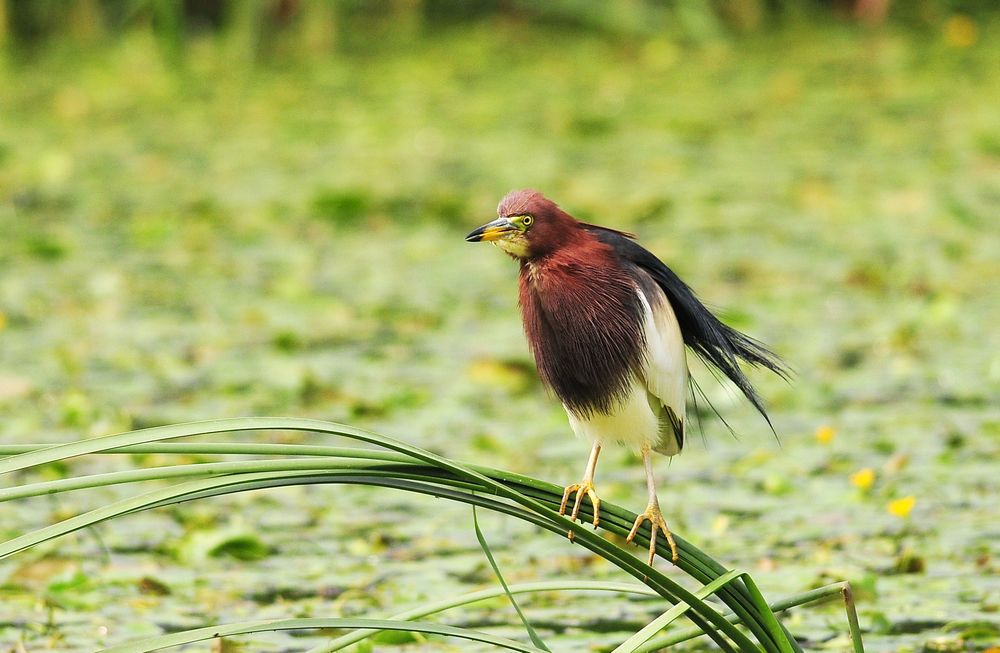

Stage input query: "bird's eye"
[{"left": 522, "top": 216, "right": 533, "bottom": 227}]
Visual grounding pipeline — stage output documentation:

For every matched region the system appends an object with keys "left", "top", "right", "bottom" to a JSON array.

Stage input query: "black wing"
[{"left": 586, "top": 225, "right": 790, "bottom": 429}]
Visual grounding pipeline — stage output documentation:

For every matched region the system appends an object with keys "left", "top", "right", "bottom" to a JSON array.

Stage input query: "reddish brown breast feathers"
[{"left": 518, "top": 238, "right": 646, "bottom": 417}]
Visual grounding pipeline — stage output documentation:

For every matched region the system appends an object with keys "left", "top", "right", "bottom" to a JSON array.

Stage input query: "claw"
[
  {"left": 626, "top": 502, "right": 678, "bottom": 564},
  {"left": 559, "top": 480, "right": 601, "bottom": 532}
]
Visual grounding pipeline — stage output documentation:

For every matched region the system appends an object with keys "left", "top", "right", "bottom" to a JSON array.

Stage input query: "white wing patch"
[{"left": 636, "top": 283, "right": 688, "bottom": 456}]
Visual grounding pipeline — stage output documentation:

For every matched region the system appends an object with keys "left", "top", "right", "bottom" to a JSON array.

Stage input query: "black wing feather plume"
[{"left": 586, "top": 225, "right": 790, "bottom": 429}]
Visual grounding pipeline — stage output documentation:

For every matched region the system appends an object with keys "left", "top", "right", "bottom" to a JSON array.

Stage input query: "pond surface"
[{"left": 1, "top": 17, "right": 998, "bottom": 652}]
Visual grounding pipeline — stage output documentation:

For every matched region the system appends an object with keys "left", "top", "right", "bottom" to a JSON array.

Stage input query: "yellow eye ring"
[{"left": 522, "top": 215, "right": 533, "bottom": 226}]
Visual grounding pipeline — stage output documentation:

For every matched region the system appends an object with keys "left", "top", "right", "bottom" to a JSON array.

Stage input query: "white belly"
[{"left": 565, "top": 375, "right": 678, "bottom": 455}]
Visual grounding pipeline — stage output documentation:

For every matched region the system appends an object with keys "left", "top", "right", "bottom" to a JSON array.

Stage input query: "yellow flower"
[
  {"left": 850, "top": 468, "right": 876, "bottom": 491},
  {"left": 815, "top": 425, "right": 835, "bottom": 444},
  {"left": 887, "top": 496, "right": 916, "bottom": 518},
  {"left": 944, "top": 15, "right": 977, "bottom": 48}
]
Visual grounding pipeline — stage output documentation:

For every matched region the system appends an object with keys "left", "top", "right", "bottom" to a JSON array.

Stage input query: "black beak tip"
[{"left": 465, "top": 228, "right": 484, "bottom": 243}]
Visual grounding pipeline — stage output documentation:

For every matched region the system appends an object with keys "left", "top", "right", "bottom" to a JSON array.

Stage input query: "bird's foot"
[
  {"left": 626, "top": 502, "right": 678, "bottom": 564},
  {"left": 559, "top": 480, "right": 601, "bottom": 537}
]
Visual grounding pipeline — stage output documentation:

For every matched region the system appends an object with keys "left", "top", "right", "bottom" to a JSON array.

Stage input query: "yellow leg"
[
  {"left": 625, "top": 446, "right": 678, "bottom": 564},
  {"left": 559, "top": 442, "right": 602, "bottom": 535}
]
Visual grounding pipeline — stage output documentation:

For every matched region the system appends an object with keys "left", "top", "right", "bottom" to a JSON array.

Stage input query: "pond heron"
[{"left": 466, "top": 190, "right": 787, "bottom": 564}]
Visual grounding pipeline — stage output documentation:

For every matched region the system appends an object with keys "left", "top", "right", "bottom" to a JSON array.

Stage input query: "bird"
[{"left": 466, "top": 190, "right": 788, "bottom": 565}]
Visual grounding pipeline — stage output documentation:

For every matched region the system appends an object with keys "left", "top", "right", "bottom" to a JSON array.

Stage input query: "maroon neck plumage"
[{"left": 507, "top": 194, "right": 647, "bottom": 416}]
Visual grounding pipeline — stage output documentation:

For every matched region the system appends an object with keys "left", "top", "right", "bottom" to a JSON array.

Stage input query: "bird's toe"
[
  {"left": 560, "top": 481, "right": 601, "bottom": 529},
  {"left": 628, "top": 503, "right": 678, "bottom": 565}
]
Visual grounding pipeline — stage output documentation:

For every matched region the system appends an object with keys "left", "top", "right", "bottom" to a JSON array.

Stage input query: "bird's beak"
[{"left": 465, "top": 217, "right": 515, "bottom": 243}]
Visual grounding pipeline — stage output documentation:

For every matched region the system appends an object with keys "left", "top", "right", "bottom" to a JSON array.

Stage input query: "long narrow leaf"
[
  {"left": 157, "top": 474, "right": 856, "bottom": 652},
  {"left": 308, "top": 580, "right": 658, "bottom": 653},
  {"left": 2, "top": 463, "right": 748, "bottom": 651},
  {"left": 508, "top": 480, "right": 788, "bottom": 653},
  {"left": 97, "top": 617, "right": 548, "bottom": 653},
  {"left": 0, "top": 436, "right": 796, "bottom": 650},
  {"left": 0, "top": 418, "right": 791, "bottom": 652},
  {"left": 740, "top": 572, "right": 797, "bottom": 653},
  {"left": 129, "top": 470, "right": 754, "bottom": 653},
  {"left": 0, "top": 442, "right": 413, "bottom": 458},
  {"left": 0, "top": 418, "right": 420, "bottom": 476},
  {"left": 612, "top": 569, "right": 742, "bottom": 653},
  {"left": 635, "top": 582, "right": 865, "bottom": 653},
  {"left": 473, "top": 505, "right": 552, "bottom": 651},
  {"left": 0, "top": 457, "right": 400, "bottom": 502}
]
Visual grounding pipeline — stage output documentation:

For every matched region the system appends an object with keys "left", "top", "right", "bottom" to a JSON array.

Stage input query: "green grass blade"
[
  {"left": 765, "top": 582, "right": 863, "bottom": 653},
  {"left": 508, "top": 480, "right": 786, "bottom": 653},
  {"left": 0, "top": 442, "right": 412, "bottom": 458},
  {"left": 0, "top": 418, "right": 422, "bottom": 476},
  {"left": 0, "top": 457, "right": 404, "bottom": 502},
  {"left": 0, "top": 418, "right": 792, "bottom": 652},
  {"left": 0, "top": 431, "right": 802, "bottom": 650},
  {"left": 842, "top": 583, "right": 865, "bottom": 653},
  {"left": 134, "top": 470, "right": 751, "bottom": 653},
  {"left": 739, "top": 573, "right": 797, "bottom": 653},
  {"left": 96, "top": 617, "right": 549, "bottom": 653},
  {"left": 0, "top": 470, "right": 323, "bottom": 558},
  {"left": 612, "top": 569, "right": 743, "bottom": 653},
  {"left": 473, "top": 505, "right": 552, "bottom": 651},
  {"left": 633, "top": 582, "right": 866, "bottom": 652},
  {"left": 1, "top": 462, "right": 748, "bottom": 651},
  {"left": 308, "top": 580, "right": 658, "bottom": 653}
]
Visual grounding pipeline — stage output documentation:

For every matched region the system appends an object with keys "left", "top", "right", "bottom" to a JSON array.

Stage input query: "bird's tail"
[
  {"left": 582, "top": 224, "right": 790, "bottom": 430},
  {"left": 651, "top": 265, "right": 791, "bottom": 431},
  {"left": 691, "top": 319, "right": 790, "bottom": 432}
]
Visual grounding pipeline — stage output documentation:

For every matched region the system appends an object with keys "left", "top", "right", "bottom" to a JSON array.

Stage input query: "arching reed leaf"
[
  {"left": 0, "top": 419, "right": 758, "bottom": 649},
  {"left": 307, "top": 581, "right": 658, "bottom": 653},
  {"left": 613, "top": 570, "right": 743, "bottom": 653},
  {"left": 96, "top": 617, "right": 549, "bottom": 653},
  {"left": 2, "top": 436, "right": 797, "bottom": 651},
  {"left": 0, "top": 418, "right": 863, "bottom": 652},
  {"left": 473, "top": 505, "right": 552, "bottom": 651}
]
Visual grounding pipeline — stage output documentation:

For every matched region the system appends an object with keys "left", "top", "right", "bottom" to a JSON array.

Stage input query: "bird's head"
[{"left": 465, "top": 189, "right": 579, "bottom": 260}]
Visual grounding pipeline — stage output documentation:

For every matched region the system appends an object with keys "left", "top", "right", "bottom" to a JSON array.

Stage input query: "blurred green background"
[{"left": 1, "top": 1, "right": 998, "bottom": 651}]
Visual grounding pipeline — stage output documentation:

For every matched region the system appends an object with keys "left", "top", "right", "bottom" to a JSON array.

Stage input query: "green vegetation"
[
  {"left": 1, "top": 5, "right": 998, "bottom": 652},
  {"left": 1, "top": 418, "right": 863, "bottom": 653}
]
